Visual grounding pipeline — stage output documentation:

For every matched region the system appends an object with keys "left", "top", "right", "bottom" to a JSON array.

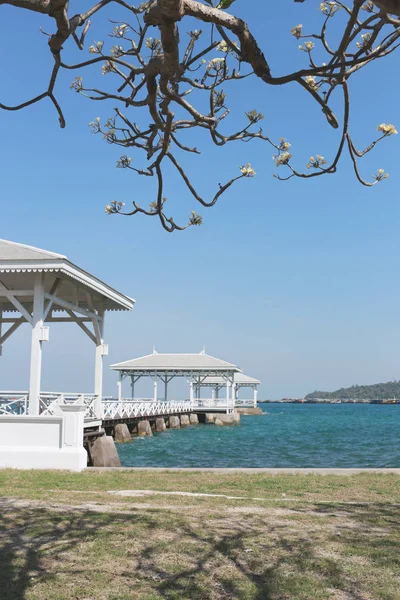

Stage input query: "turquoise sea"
[{"left": 117, "top": 403, "right": 400, "bottom": 468}]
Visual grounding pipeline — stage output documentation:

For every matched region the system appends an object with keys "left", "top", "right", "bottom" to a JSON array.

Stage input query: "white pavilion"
[
  {"left": 200, "top": 373, "right": 260, "bottom": 408},
  {"left": 0, "top": 238, "right": 134, "bottom": 470},
  {"left": 110, "top": 350, "right": 242, "bottom": 413}
]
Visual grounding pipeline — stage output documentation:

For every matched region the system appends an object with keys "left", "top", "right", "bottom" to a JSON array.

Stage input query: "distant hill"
[{"left": 305, "top": 380, "right": 400, "bottom": 400}]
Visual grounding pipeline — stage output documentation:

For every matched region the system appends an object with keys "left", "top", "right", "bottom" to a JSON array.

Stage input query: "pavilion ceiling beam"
[
  {"left": 43, "top": 277, "right": 62, "bottom": 321},
  {"left": 86, "top": 292, "right": 102, "bottom": 345},
  {"left": 0, "top": 316, "right": 25, "bottom": 346},
  {"left": 44, "top": 293, "right": 100, "bottom": 321},
  {"left": 0, "top": 288, "right": 33, "bottom": 325},
  {"left": 44, "top": 317, "right": 93, "bottom": 323},
  {"left": 0, "top": 318, "right": 21, "bottom": 324},
  {"left": 0, "top": 289, "right": 36, "bottom": 296},
  {"left": 65, "top": 309, "right": 96, "bottom": 344}
]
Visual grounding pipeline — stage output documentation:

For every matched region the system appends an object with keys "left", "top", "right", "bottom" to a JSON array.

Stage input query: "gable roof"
[{"left": 111, "top": 352, "right": 240, "bottom": 373}]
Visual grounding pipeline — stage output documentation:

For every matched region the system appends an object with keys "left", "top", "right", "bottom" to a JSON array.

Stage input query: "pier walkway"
[{"left": 0, "top": 391, "right": 253, "bottom": 427}]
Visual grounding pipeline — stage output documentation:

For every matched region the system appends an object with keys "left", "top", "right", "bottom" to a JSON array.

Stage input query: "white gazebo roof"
[
  {"left": 201, "top": 373, "right": 260, "bottom": 386},
  {"left": 0, "top": 239, "right": 66, "bottom": 261},
  {"left": 0, "top": 239, "right": 134, "bottom": 312},
  {"left": 111, "top": 351, "right": 240, "bottom": 375}
]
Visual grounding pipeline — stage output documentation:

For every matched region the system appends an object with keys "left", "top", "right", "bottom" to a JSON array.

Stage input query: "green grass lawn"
[{"left": 0, "top": 470, "right": 399, "bottom": 599}]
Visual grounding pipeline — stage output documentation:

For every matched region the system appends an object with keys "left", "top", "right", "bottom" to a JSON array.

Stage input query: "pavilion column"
[
  {"left": 94, "top": 306, "right": 105, "bottom": 418},
  {"left": 215, "top": 386, "right": 219, "bottom": 400},
  {"left": 117, "top": 372, "right": 123, "bottom": 401},
  {"left": 226, "top": 379, "right": 231, "bottom": 412},
  {"left": 164, "top": 375, "right": 168, "bottom": 402},
  {"left": 28, "top": 273, "right": 45, "bottom": 416},
  {"left": 0, "top": 305, "right": 3, "bottom": 357},
  {"left": 253, "top": 386, "right": 258, "bottom": 408},
  {"left": 131, "top": 376, "right": 135, "bottom": 400},
  {"left": 211, "top": 387, "right": 215, "bottom": 403},
  {"left": 189, "top": 381, "right": 194, "bottom": 405},
  {"left": 232, "top": 383, "right": 237, "bottom": 408},
  {"left": 154, "top": 375, "right": 158, "bottom": 402}
]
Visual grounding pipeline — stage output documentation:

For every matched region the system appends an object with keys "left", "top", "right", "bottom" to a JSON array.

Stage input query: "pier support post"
[
  {"left": 89, "top": 435, "right": 121, "bottom": 467},
  {"left": 138, "top": 420, "right": 153, "bottom": 437},
  {"left": 253, "top": 386, "right": 258, "bottom": 408},
  {"left": 169, "top": 416, "right": 180, "bottom": 429},
  {"left": 114, "top": 423, "right": 131, "bottom": 443},
  {"left": 155, "top": 417, "right": 167, "bottom": 432},
  {"left": 180, "top": 414, "right": 190, "bottom": 427}
]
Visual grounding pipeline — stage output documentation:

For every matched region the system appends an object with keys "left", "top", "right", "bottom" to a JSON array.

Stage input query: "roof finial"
[
  {"left": 153, "top": 346, "right": 157, "bottom": 354},
  {"left": 201, "top": 345, "right": 206, "bottom": 355}
]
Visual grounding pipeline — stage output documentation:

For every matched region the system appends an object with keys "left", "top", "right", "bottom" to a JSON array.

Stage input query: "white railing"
[
  {"left": 0, "top": 391, "right": 99, "bottom": 420},
  {"left": 192, "top": 398, "right": 234, "bottom": 410},
  {"left": 235, "top": 399, "right": 257, "bottom": 407},
  {"left": 0, "top": 392, "right": 194, "bottom": 421},
  {"left": 102, "top": 398, "right": 192, "bottom": 420},
  {"left": 0, "top": 392, "right": 28, "bottom": 415},
  {"left": 40, "top": 393, "right": 99, "bottom": 419}
]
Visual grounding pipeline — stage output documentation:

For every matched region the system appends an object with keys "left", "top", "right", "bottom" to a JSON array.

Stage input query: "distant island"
[{"left": 305, "top": 380, "right": 400, "bottom": 401}]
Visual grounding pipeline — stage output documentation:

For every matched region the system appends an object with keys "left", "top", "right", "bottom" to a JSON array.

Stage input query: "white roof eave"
[
  {"left": 201, "top": 374, "right": 261, "bottom": 385},
  {"left": 111, "top": 366, "right": 240, "bottom": 372},
  {"left": 0, "top": 258, "right": 134, "bottom": 311}
]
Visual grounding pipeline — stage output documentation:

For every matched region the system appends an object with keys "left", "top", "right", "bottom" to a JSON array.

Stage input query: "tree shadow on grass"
[
  {"left": 1, "top": 500, "right": 396, "bottom": 600},
  {"left": 0, "top": 502, "right": 282, "bottom": 600}
]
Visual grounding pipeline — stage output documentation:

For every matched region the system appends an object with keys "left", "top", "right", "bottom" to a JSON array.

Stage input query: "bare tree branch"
[{"left": 0, "top": 0, "right": 399, "bottom": 230}]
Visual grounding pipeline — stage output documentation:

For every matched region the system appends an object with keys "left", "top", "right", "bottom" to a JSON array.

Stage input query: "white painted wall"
[{"left": 0, "top": 405, "right": 87, "bottom": 471}]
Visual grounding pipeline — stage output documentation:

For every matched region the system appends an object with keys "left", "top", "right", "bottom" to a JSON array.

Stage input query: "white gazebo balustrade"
[
  {"left": 102, "top": 397, "right": 192, "bottom": 421},
  {"left": 0, "top": 391, "right": 100, "bottom": 419}
]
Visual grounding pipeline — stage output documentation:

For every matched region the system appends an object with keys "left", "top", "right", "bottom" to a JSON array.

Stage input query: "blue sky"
[{"left": 1, "top": 1, "right": 399, "bottom": 399}]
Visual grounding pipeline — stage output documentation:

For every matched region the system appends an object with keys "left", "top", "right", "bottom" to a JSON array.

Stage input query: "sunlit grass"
[{"left": 0, "top": 470, "right": 399, "bottom": 599}]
